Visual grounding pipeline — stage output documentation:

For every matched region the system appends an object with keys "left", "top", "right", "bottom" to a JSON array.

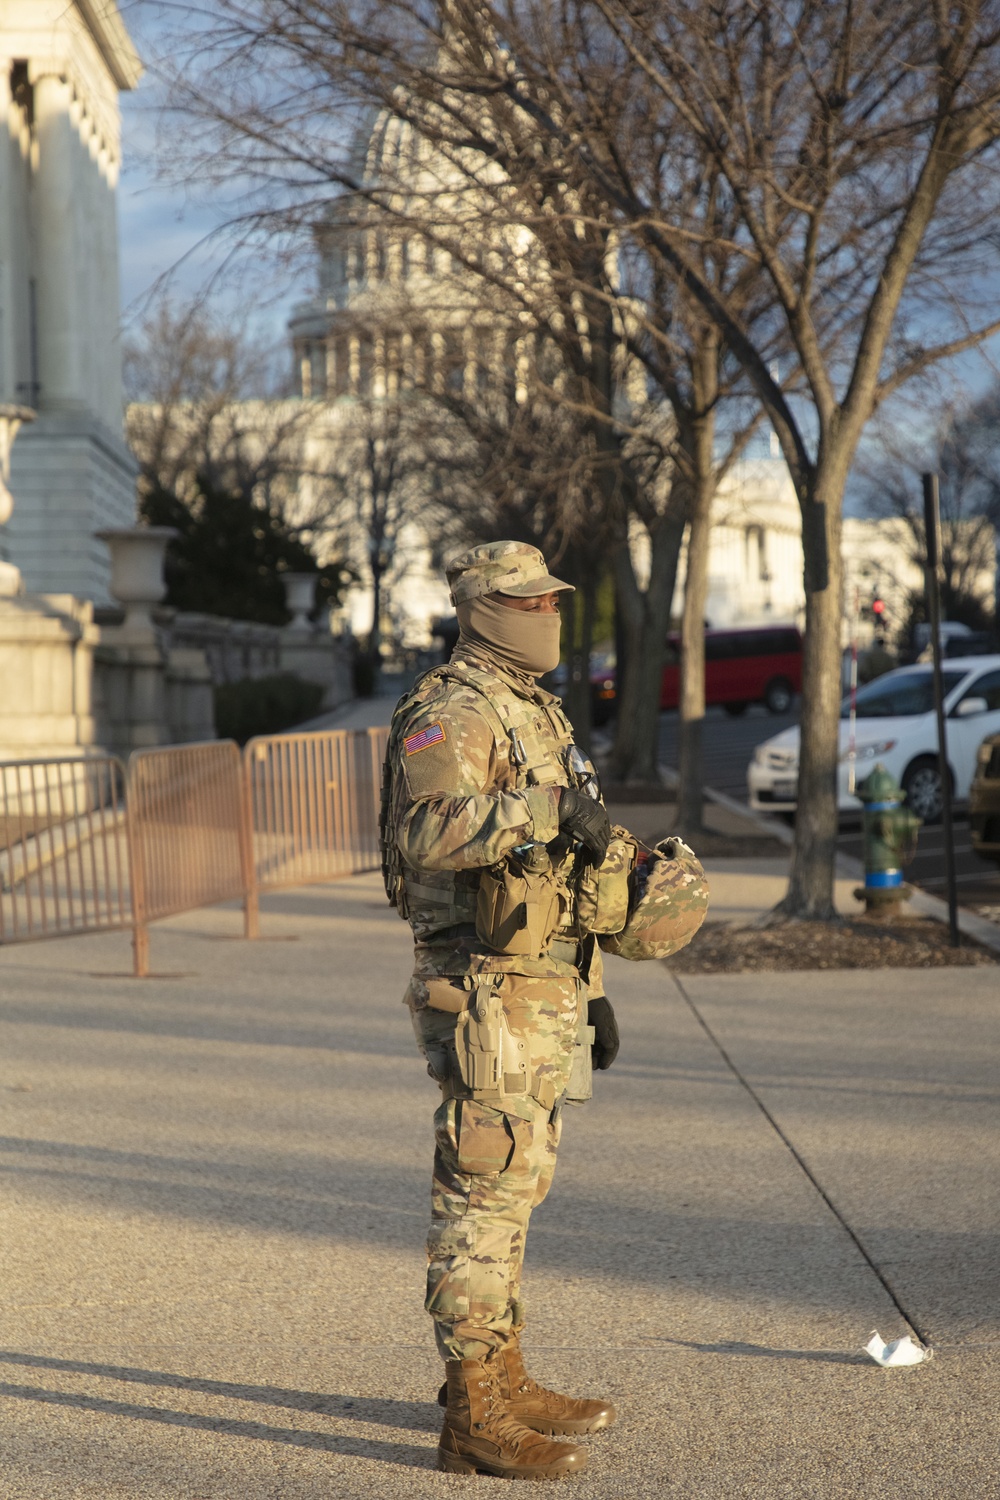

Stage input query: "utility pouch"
[
  {"left": 575, "top": 827, "right": 635, "bottom": 935},
  {"left": 565, "top": 1009, "right": 596, "bottom": 1105},
  {"left": 476, "top": 860, "right": 560, "bottom": 957}
]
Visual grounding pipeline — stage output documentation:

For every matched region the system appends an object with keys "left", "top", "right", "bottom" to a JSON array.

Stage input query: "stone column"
[
  {"left": 30, "top": 70, "right": 84, "bottom": 410},
  {"left": 0, "top": 64, "right": 14, "bottom": 406},
  {"left": 0, "top": 404, "right": 34, "bottom": 592}
]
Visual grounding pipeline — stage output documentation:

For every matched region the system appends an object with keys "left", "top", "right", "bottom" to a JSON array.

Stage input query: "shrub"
[{"left": 213, "top": 673, "right": 324, "bottom": 745}]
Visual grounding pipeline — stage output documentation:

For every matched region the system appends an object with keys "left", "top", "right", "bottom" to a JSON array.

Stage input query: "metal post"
[
  {"left": 125, "top": 782, "right": 150, "bottom": 978},
  {"left": 922, "top": 473, "right": 960, "bottom": 947},
  {"left": 241, "top": 741, "right": 260, "bottom": 940}
]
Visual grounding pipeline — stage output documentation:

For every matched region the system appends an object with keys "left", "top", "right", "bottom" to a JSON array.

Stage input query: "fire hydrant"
[{"left": 853, "top": 763, "right": 921, "bottom": 917}]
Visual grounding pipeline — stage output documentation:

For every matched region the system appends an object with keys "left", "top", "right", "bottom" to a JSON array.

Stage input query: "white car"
[{"left": 747, "top": 656, "right": 1000, "bottom": 821}]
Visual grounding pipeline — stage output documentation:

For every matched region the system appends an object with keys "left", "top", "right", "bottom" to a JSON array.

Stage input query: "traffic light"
[{"left": 870, "top": 594, "right": 888, "bottom": 642}]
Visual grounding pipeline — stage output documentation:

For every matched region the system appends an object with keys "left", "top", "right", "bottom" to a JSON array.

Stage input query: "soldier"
[{"left": 380, "top": 541, "right": 707, "bottom": 1479}]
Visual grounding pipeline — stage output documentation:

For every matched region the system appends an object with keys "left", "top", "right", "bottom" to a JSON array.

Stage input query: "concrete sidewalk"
[{"left": 1, "top": 856, "right": 997, "bottom": 1498}]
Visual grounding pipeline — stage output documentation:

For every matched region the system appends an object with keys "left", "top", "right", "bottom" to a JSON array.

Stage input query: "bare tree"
[
  {"left": 124, "top": 300, "right": 342, "bottom": 623},
  {"left": 149, "top": 4, "right": 1000, "bottom": 893},
  {"left": 564, "top": 0, "right": 1000, "bottom": 912},
  {"left": 307, "top": 392, "right": 428, "bottom": 671},
  {"left": 146, "top": 3, "right": 683, "bottom": 773},
  {"left": 860, "top": 402, "right": 999, "bottom": 632}
]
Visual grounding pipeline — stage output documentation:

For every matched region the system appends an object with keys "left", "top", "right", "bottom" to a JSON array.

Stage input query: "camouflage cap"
[{"left": 446, "top": 540, "right": 574, "bottom": 605}]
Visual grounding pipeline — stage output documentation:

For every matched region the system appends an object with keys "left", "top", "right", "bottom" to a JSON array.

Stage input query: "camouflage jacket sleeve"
[{"left": 393, "top": 692, "right": 561, "bottom": 871}]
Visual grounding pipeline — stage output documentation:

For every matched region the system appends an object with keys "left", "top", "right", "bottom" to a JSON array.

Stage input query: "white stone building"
[{"left": 0, "top": 1, "right": 141, "bottom": 603}]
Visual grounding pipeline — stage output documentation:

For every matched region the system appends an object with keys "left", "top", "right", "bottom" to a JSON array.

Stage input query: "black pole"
[{"left": 922, "top": 472, "right": 960, "bottom": 947}]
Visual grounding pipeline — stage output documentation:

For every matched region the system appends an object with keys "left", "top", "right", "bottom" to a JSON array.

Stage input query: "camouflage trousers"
[{"left": 410, "top": 970, "right": 585, "bottom": 1362}]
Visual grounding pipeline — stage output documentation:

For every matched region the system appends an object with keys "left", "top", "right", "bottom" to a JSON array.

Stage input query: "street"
[
  {"left": 2, "top": 872, "right": 997, "bottom": 1498},
  {"left": 657, "top": 703, "right": 1000, "bottom": 915}
]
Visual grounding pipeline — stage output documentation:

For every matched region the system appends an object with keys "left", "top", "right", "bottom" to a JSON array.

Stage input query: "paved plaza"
[{"left": 1, "top": 841, "right": 997, "bottom": 1499}]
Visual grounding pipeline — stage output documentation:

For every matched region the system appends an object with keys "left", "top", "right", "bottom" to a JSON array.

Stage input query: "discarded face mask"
[{"left": 864, "top": 1330, "right": 932, "bottom": 1367}]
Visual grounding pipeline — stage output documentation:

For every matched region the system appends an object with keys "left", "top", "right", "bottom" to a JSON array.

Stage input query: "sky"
[
  {"left": 115, "top": 2, "right": 306, "bottom": 352},
  {"left": 111, "top": 0, "right": 999, "bottom": 483}
]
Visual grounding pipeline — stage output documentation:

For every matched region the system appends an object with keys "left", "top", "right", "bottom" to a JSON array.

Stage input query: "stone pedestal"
[
  {"left": 92, "top": 526, "right": 215, "bottom": 756},
  {"left": 277, "top": 630, "right": 353, "bottom": 710},
  {"left": 0, "top": 593, "right": 98, "bottom": 760}
]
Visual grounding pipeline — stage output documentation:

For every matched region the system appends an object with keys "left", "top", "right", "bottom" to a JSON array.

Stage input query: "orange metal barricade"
[
  {"left": 243, "top": 727, "right": 388, "bottom": 930},
  {"left": 128, "top": 740, "right": 252, "bottom": 975},
  {"left": 0, "top": 756, "right": 131, "bottom": 945},
  {"left": 0, "top": 727, "right": 391, "bottom": 976}
]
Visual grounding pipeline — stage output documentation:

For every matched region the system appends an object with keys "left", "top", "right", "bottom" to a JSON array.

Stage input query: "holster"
[{"left": 449, "top": 976, "right": 557, "bottom": 1115}]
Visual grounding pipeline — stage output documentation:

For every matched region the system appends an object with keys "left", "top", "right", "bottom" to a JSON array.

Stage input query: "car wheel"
[
  {"left": 901, "top": 756, "right": 948, "bottom": 823},
  {"left": 723, "top": 701, "right": 748, "bottom": 717},
  {"left": 764, "top": 677, "right": 794, "bottom": 714}
]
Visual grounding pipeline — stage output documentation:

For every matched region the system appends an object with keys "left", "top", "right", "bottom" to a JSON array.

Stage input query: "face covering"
[{"left": 456, "top": 595, "right": 562, "bottom": 677}]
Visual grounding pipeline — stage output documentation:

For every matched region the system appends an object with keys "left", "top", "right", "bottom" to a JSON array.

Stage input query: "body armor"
[{"left": 380, "top": 653, "right": 588, "bottom": 975}]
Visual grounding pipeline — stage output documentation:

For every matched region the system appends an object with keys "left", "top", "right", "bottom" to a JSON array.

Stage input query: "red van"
[{"left": 660, "top": 625, "right": 802, "bottom": 715}]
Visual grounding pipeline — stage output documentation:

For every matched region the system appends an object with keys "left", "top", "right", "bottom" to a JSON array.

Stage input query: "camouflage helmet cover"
[
  {"left": 446, "top": 540, "right": 574, "bottom": 605},
  {"left": 600, "top": 837, "right": 709, "bottom": 962}
]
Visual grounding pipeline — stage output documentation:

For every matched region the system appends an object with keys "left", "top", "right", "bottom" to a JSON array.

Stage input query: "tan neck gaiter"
[{"left": 456, "top": 596, "right": 562, "bottom": 677}]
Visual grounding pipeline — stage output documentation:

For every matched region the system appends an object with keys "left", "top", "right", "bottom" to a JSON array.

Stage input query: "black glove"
[
  {"left": 558, "top": 788, "right": 611, "bottom": 864},
  {"left": 589, "top": 996, "right": 620, "bottom": 1070}
]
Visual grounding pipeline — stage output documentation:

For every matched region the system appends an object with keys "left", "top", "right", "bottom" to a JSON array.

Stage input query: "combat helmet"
[{"left": 599, "top": 837, "right": 708, "bottom": 962}]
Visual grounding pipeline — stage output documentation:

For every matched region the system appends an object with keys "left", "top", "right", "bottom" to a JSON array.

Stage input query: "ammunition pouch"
[
  {"left": 574, "top": 827, "right": 635, "bottom": 935},
  {"left": 475, "top": 859, "right": 560, "bottom": 958}
]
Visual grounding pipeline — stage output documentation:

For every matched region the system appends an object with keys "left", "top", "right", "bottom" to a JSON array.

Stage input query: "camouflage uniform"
[{"left": 383, "top": 543, "right": 607, "bottom": 1362}]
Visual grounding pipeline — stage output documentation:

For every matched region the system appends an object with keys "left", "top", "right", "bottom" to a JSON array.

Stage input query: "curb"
[{"left": 669, "top": 766, "right": 1000, "bottom": 958}]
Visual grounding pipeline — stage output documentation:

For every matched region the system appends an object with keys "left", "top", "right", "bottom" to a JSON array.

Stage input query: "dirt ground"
[{"left": 668, "top": 913, "right": 999, "bottom": 972}]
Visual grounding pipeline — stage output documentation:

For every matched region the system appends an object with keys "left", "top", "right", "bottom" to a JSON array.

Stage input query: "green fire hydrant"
[{"left": 853, "top": 763, "right": 921, "bottom": 917}]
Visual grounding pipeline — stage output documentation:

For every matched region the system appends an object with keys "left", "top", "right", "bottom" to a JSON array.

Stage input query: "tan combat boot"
[
  {"left": 437, "top": 1356, "right": 588, "bottom": 1478},
  {"left": 494, "top": 1332, "right": 617, "bottom": 1436}
]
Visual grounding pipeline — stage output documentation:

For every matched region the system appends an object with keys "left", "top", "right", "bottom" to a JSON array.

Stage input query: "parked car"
[
  {"left": 662, "top": 625, "right": 802, "bottom": 715},
  {"left": 588, "top": 625, "right": 803, "bottom": 724},
  {"left": 747, "top": 656, "right": 1000, "bottom": 821},
  {"left": 970, "top": 730, "right": 1000, "bottom": 864}
]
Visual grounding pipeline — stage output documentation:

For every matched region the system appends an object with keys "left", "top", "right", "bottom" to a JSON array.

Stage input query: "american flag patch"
[{"left": 404, "top": 722, "right": 446, "bottom": 755}]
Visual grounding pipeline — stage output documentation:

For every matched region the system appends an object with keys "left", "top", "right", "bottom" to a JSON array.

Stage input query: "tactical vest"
[{"left": 380, "top": 657, "right": 576, "bottom": 941}]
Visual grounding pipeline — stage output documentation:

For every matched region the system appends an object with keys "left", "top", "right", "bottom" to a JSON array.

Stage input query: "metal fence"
[
  {"left": 0, "top": 727, "right": 389, "bottom": 976},
  {"left": 244, "top": 727, "right": 388, "bottom": 933},
  {"left": 128, "top": 740, "right": 252, "bottom": 976},
  {"left": 0, "top": 756, "right": 130, "bottom": 944}
]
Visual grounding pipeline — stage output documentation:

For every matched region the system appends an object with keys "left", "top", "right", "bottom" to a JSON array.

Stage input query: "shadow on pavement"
[
  {"left": 647, "top": 1338, "right": 870, "bottom": 1365},
  {"left": 0, "top": 1350, "right": 440, "bottom": 1431},
  {"left": 0, "top": 1352, "right": 438, "bottom": 1468}
]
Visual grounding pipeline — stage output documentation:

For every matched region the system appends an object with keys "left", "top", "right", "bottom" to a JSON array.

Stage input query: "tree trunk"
[
  {"left": 676, "top": 352, "right": 718, "bottom": 840},
  {"left": 608, "top": 509, "right": 685, "bottom": 783},
  {"left": 776, "top": 476, "right": 846, "bottom": 920},
  {"left": 368, "top": 561, "right": 383, "bottom": 673},
  {"left": 576, "top": 567, "right": 598, "bottom": 755},
  {"left": 676, "top": 480, "right": 713, "bottom": 838},
  {"left": 561, "top": 584, "right": 587, "bottom": 751}
]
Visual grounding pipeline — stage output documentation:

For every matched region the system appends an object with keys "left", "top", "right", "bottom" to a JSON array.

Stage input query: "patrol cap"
[{"left": 446, "top": 540, "right": 574, "bottom": 605}]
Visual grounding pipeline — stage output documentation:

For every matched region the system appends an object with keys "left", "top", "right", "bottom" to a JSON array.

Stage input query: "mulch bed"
[{"left": 667, "top": 915, "right": 999, "bottom": 972}]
